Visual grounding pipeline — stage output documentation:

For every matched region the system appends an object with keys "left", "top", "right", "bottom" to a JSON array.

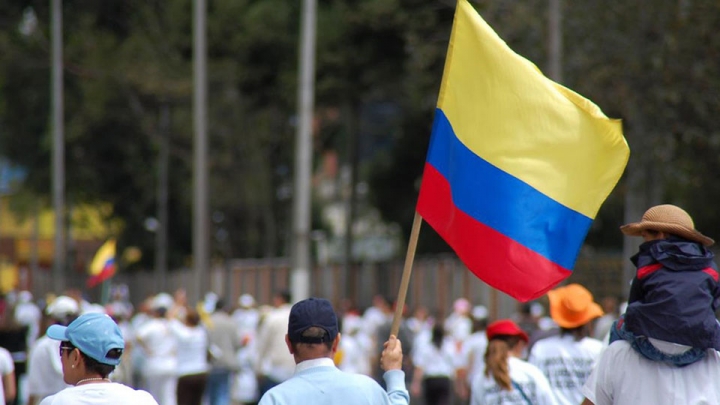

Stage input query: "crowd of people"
[
  {"left": 0, "top": 203, "right": 717, "bottom": 405},
  {"left": 0, "top": 283, "right": 615, "bottom": 405}
]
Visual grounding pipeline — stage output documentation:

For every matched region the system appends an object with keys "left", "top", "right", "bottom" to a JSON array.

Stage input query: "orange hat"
[
  {"left": 486, "top": 319, "right": 529, "bottom": 342},
  {"left": 548, "top": 284, "right": 603, "bottom": 329}
]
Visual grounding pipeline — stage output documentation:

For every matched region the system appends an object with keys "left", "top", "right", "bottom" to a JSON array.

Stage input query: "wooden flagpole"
[{"left": 390, "top": 211, "right": 423, "bottom": 337}]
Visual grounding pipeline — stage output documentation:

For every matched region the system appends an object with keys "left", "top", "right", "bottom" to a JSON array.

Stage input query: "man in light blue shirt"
[{"left": 258, "top": 297, "right": 409, "bottom": 405}]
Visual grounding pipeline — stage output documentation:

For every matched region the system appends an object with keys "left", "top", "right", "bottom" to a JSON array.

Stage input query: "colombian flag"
[
  {"left": 416, "top": 0, "right": 629, "bottom": 301},
  {"left": 87, "top": 239, "right": 117, "bottom": 288}
]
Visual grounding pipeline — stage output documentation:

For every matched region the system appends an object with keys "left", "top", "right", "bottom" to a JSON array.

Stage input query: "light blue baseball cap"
[{"left": 47, "top": 312, "right": 125, "bottom": 365}]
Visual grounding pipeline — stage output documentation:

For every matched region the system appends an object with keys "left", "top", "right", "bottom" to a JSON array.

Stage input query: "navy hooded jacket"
[{"left": 625, "top": 236, "right": 720, "bottom": 350}]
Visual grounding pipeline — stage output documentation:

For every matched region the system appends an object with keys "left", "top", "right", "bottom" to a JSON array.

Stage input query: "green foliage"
[{"left": 1, "top": 0, "right": 719, "bottom": 270}]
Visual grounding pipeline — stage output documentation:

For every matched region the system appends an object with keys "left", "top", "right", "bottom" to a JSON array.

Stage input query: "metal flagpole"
[
  {"left": 193, "top": 0, "right": 209, "bottom": 304},
  {"left": 291, "top": 0, "right": 317, "bottom": 303},
  {"left": 51, "top": 0, "right": 66, "bottom": 292}
]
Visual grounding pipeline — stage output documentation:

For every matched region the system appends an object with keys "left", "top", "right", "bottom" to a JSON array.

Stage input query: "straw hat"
[
  {"left": 547, "top": 284, "right": 603, "bottom": 329},
  {"left": 620, "top": 204, "right": 714, "bottom": 247}
]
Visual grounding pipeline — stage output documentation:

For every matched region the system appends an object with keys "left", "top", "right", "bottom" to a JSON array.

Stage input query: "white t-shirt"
[
  {"left": 444, "top": 313, "right": 472, "bottom": 346},
  {"left": 338, "top": 333, "right": 372, "bottom": 376},
  {"left": 582, "top": 340, "right": 720, "bottom": 405},
  {"left": 0, "top": 347, "right": 14, "bottom": 405},
  {"left": 460, "top": 332, "right": 488, "bottom": 384},
  {"left": 38, "top": 383, "right": 158, "bottom": 405},
  {"left": 135, "top": 318, "right": 177, "bottom": 376},
  {"left": 168, "top": 320, "right": 209, "bottom": 376},
  {"left": 528, "top": 334, "right": 603, "bottom": 405},
  {"left": 471, "top": 356, "right": 557, "bottom": 405},
  {"left": 232, "top": 308, "right": 259, "bottom": 337},
  {"left": 15, "top": 302, "right": 42, "bottom": 347},
  {"left": 27, "top": 336, "right": 69, "bottom": 399},
  {"left": 412, "top": 338, "right": 459, "bottom": 378},
  {"left": 362, "top": 307, "right": 390, "bottom": 338}
]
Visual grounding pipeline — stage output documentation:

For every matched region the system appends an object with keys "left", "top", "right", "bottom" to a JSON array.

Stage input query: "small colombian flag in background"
[
  {"left": 87, "top": 239, "right": 117, "bottom": 288},
  {"left": 416, "top": 0, "right": 630, "bottom": 302}
]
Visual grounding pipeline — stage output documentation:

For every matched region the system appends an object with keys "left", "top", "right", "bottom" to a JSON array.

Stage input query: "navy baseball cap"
[
  {"left": 288, "top": 298, "right": 339, "bottom": 344},
  {"left": 47, "top": 312, "right": 125, "bottom": 365}
]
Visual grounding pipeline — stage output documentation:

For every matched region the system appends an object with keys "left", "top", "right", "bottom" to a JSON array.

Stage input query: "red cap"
[{"left": 486, "top": 319, "right": 529, "bottom": 342}]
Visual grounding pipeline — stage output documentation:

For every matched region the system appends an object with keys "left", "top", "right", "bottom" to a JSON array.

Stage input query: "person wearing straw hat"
[
  {"left": 528, "top": 284, "right": 604, "bottom": 405},
  {"left": 581, "top": 204, "right": 720, "bottom": 405},
  {"left": 39, "top": 312, "right": 158, "bottom": 405},
  {"left": 612, "top": 204, "right": 720, "bottom": 361},
  {"left": 470, "top": 319, "right": 557, "bottom": 405}
]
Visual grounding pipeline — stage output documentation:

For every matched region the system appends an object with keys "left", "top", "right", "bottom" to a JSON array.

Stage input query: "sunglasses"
[{"left": 59, "top": 344, "right": 75, "bottom": 357}]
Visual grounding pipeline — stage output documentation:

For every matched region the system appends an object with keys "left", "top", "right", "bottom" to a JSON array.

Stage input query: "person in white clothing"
[
  {"left": 471, "top": 319, "right": 557, "bottom": 405},
  {"left": 444, "top": 298, "right": 472, "bottom": 349},
  {"left": 529, "top": 284, "right": 604, "bottom": 405},
  {"left": 38, "top": 312, "right": 158, "bottom": 405},
  {"left": 0, "top": 347, "right": 16, "bottom": 405},
  {"left": 410, "top": 324, "right": 458, "bottom": 405},
  {"left": 231, "top": 294, "right": 260, "bottom": 404},
  {"left": 581, "top": 339, "right": 720, "bottom": 405},
  {"left": 337, "top": 313, "right": 372, "bottom": 376},
  {"left": 26, "top": 295, "right": 79, "bottom": 405},
  {"left": 135, "top": 293, "right": 178, "bottom": 405},
  {"left": 168, "top": 308, "right": 208, "bottom": 405},
  {"left": 581, "top": 204, "right": 720, "bottom": 404},
  {"left": 232, "top": 294, "right": 260, "bottom": 337},
  {"left": 255, "top": 290, "right": 295, "bottom": 397},
  {"left": 457, "top": 305, "right": 488, "bottom": 401},
  {"left": 14, "top": 291, "right": 42, "bottom": 349}
]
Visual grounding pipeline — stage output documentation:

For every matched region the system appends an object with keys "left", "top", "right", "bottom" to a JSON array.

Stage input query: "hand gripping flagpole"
[{"left": 390, "top": 211, "right": 423, "bottom": 337}]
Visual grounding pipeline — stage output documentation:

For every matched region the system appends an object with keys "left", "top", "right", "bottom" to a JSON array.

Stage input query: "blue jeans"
[
  {"left": 206, "top": 369, "right": 231, "bottom": 405},
  {"left": 609, "top": 316, "right": 706, "bottom": 367}
]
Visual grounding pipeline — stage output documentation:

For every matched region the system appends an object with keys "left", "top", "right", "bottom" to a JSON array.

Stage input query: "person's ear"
[
  {"left": 71, "top": 348, "right": 82, "bottom": 369},
  {"left": 285, "top": 334, "right": 294, "bottom": 355}
]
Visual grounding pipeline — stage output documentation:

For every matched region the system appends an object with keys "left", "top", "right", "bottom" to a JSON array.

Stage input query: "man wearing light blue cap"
[{"left": 39, "top": 312, "right": 158, "bottom": 405}]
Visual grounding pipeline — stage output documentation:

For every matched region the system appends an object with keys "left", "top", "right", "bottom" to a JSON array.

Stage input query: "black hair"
[
  {"left": 431, "top": 324, "right": 444, "bottom": 349},
  {"left": 560, "top": 324, "right": 591, "bottom": 341},
  {"left": 215, "top": 298, "right": 226, "bottom": 312},
  {"left": 277, "top": 290, "right": 291, "bottom": 304},
  {"left": 291, "top": 327, "right": 333, "bottom": 352},
  {"left": 472, "top": 317, "right": 488, "bottom": 332},
  {"left": 63, "top": 342, "right": 121, "bottom": 378}
]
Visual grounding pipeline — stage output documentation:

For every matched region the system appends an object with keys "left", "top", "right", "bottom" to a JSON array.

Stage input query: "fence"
[{"left": 28, "top": 252, "right": 624, "bottom": 319}]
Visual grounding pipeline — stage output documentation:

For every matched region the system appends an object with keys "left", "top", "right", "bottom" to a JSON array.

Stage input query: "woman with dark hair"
[
  {"left": 40, "top": 312, "right": 158, "bottom": 404},
  {"left": 471, "top": 320, "right": 556, "bottom": 405},
  {"left": 410, "top": 324, "right": 457, "bottom": 405},
  {"left": 169, "top": 308, "right": 209, "bottom": 405}
]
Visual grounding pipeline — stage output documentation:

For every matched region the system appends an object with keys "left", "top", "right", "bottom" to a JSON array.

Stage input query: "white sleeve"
[
  {"left": 135, "top": 321, "right": 154, "bottom": 341},
  {"left": 38, "top": 393, "right": 56, "bottom": 405},
  {"left": 167, "top": 319, "right": 191, "bottom": 341},
  {"left": 581, "top": 345, "right": 614, "bottom": 405},
  {"left": 50, "top": 341, "right": 63, "bottom": 374},
  {"left": 469, "top": 377, "right": 485, "bottom": 405},
  {"left": 458, "top": 339, "right": 472, "bottom": 369},
  {"left": 411, "top": 342, "right": 424, "bottom": 368},
  {"left": 0, "top": 348, "right": 13, "bottom": 375}
]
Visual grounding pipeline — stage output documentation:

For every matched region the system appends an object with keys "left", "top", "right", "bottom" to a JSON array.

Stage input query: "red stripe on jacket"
[{"left": 637, "top": 263, "right": 663, "bottom": 279}]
